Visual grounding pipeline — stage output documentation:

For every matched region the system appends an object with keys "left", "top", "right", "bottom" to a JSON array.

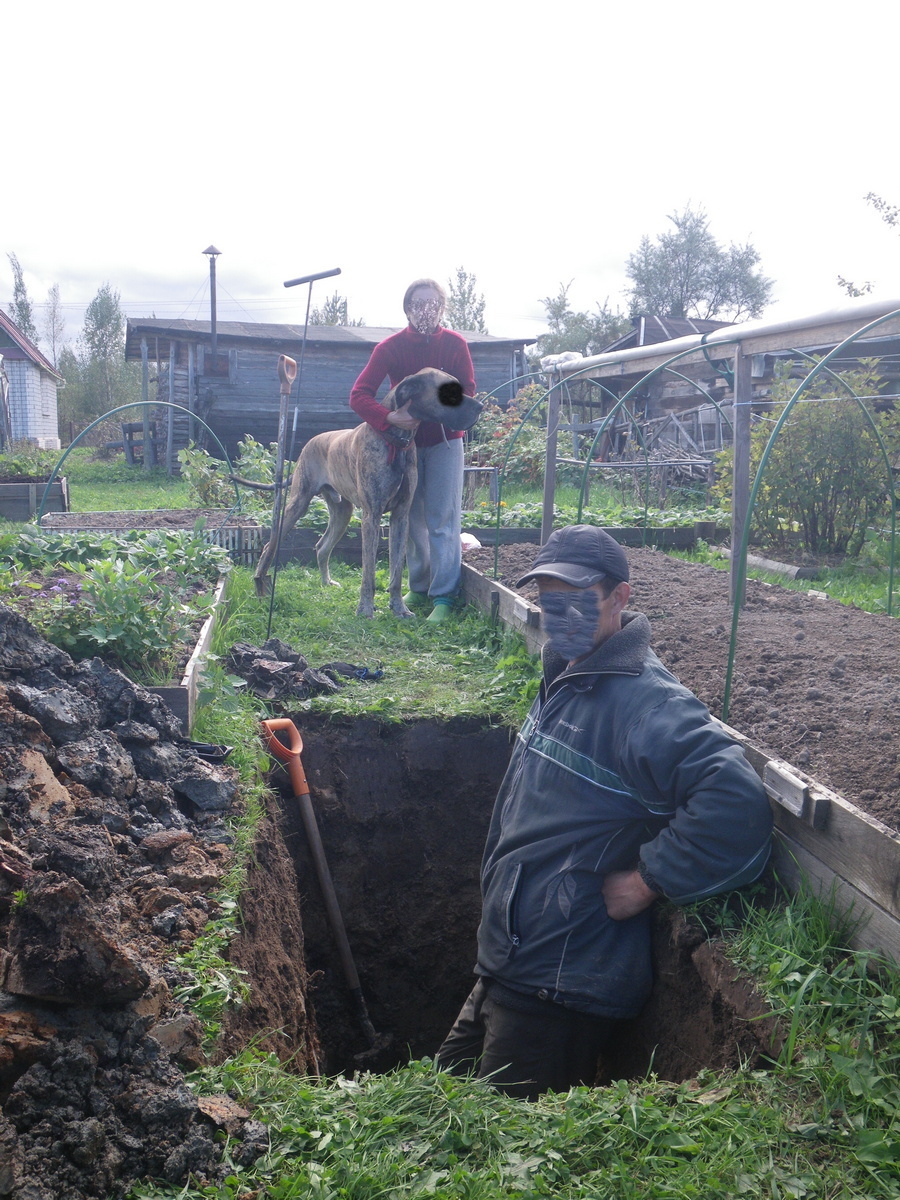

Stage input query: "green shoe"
[
  {"left": 425, "top": 596, "right": 456, "bottom": 623},
  {"left": 403, "top": 590, "right": 430, "bottom": 609}
]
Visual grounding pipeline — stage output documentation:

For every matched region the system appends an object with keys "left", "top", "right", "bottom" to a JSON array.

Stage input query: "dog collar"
[{"left": 379, "top": 425, "right": 415, "bottom": 464}]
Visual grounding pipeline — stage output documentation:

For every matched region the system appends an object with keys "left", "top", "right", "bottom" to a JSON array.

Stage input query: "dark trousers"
[{"left": 435, "top": 978, "right": 620, "bottom": 1101}]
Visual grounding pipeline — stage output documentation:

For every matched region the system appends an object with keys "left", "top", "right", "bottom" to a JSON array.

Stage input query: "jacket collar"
[{"left": 542, "top": 610, "right": 651, "bottom": 689}]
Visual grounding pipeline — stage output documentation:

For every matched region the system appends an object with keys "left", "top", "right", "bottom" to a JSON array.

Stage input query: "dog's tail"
[{"left": 230, "top": 475, "right": 276, "bottom": 492}]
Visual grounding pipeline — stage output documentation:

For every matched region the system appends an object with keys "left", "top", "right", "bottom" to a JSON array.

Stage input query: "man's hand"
[{"left": 602, "top": 869, "right": 659, "bottom": 921}]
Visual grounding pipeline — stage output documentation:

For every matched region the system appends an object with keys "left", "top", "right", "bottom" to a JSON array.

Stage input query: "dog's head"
[{"left": 390, "top": 368, "right": 483, "bottom": 432}]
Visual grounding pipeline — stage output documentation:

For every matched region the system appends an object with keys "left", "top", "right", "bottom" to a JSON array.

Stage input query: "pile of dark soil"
[
  {"left": 465, "top": 543, "right": 900, "bottom": 833},
  {"left": 0, "top": 605, "right": 286, "bottom": 1199}
]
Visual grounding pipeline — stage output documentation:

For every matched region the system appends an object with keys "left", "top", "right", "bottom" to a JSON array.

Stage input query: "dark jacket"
[{"left": 476, "top": 611, "right": 773, "bottom": 1019}]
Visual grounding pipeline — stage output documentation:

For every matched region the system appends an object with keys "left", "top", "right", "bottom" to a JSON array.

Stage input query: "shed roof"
[
  {"left": 601, "top": 315, "right": 735, "bottom": 354},
  {"left": 125, "top": 318, "right": 533, "bottom": 360},
  {"left": 0, "top": 310, "right": 63, "bottom": 382}
]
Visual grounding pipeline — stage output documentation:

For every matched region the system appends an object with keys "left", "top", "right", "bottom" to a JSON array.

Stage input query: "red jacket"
[{"left": 349, "top": 325, "right": 477, "bottom": 448}]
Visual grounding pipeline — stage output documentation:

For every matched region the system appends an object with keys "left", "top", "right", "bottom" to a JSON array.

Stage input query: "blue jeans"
[{"left": 407, "top": 437, "right": 464, "bottom": 599}]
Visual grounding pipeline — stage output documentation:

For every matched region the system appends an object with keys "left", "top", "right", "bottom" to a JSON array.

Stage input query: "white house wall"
[{"left": 5, "top": 360, "right": 60, "bottom": 448}]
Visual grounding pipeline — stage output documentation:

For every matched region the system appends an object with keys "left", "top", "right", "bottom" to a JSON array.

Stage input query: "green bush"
[
  {"left": 714, "top": 361, "right": 895, "bottom": 556},
  {"left": 466, "top": 383, "right": 552, "bottom": 485},
  {"left": 0, "top": 441, "right": 61, "bottom": 481},
  {"left": 177, "top": 435, "right": 276, "bottom": 516}
]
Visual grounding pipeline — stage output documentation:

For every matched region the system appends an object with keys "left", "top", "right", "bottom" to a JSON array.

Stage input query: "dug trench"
[{"left": 220, "top": 713, "right": 782, "bottom": 1089}]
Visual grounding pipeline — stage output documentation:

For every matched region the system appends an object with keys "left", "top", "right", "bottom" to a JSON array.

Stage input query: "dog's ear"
[
  {"left": 393, "top": 378, "right": 417, "bottom": 407},
  {"left": 438, "top": 380, "right": 463, "bottom": 407}
]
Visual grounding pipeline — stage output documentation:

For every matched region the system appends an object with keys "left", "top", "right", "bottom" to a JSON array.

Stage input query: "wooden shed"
[{"left": 124, "top": 318, "right": 533, "bottom": 463}]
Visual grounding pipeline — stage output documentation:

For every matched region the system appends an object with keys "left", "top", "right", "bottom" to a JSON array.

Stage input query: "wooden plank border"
[
  {"left": 148, "top": 575, "right": 228, "bottom": 735},
  {"left": 460, "top": 563, "right": 900, "bottom": 963}
]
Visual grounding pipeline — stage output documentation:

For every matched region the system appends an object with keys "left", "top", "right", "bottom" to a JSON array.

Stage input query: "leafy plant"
[
  {"left": 713, "top": 360, "right": 894, "bottom": 556},
  {"left": 178, "top": 435, "right": 278, "bottom": 518},
  {"left": 466, "top": 383, "right": 552, "bottom": 485},
  {"left": 29, "top": 559, "right": 205, "bottom": 675},
  {"left": 1, "top": 527, "right": 228, "bottom": 677},
  {"left": 0, "top": 441, "right": 62, "bottom": 481}
]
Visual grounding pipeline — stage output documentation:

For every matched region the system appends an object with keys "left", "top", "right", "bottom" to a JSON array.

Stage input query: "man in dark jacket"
[{"left": 436, "top": 525, "right": 773, "bottom": 1099}]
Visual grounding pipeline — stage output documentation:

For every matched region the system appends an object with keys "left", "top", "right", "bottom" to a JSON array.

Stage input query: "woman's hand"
[{"left": 387, "top": 404, "right": 419, "bottom": 431}]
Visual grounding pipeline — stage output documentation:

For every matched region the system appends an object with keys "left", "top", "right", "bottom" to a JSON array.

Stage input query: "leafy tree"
[
  {"left": 625, "top": 206, "right": 773, "bottom": 321},
  {"left": 309, "top": 292, "right": 363, "bottom": 326},
  {"left": 837, "top": 275, "right": 873, "bottom": 298},
  {"left": 43, "top": 283, "right": 67, "bottom": 368},
  {"left": 6, "top": 253, "right": 39, "bottom": 344},
  {"left": 865, "top": 191, "right": 900, "bottom": 228},
  {"left": 82, "top": 283, "right": 130, "bottom": 413},
  {"left": 534, "top": 282, "right": 628, "bottom": 359},
  {"left": 837, "top": 193, "right": 898, "bottom": 296},
  {"left": 445, "top": 267, "right": 487, "bottom": 333},
  {"left": 57, "top": 283, "right": 140, "bottom": 433}
]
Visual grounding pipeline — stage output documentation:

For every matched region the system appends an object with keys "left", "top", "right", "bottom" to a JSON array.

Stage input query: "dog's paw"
[
  {"left": 356, "top": 602, "right": 375, "bottom": 619},
  {"left": 393, "top": 603, "right": 416, "bottom": 619}
]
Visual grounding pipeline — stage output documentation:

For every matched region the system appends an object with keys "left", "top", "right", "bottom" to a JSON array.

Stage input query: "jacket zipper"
[{"left": 505, "top": 862, "right": 522, "bottom": 946}]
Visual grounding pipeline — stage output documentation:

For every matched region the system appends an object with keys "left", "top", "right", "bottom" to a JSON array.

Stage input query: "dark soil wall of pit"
[{"left": 270, "top": 715, "right": 514, "bottom": 1075}]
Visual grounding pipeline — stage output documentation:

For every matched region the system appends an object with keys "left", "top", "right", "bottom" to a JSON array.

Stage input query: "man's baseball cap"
[{"left": 516, "top": 525, "right": 630, "bottom": 589}]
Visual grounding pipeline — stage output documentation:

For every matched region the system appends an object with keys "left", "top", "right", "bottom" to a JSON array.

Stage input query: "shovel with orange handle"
[{"left": 260, "top": 717, "right": 390, "bottom": 1060}]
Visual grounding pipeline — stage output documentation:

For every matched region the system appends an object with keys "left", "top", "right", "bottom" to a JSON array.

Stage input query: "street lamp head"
[{"left": 202, "top": 245, "right": 221, "bottom": 258}]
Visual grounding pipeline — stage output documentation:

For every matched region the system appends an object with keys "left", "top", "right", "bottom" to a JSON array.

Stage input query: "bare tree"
[{"left": 43, "top": 283, "right": 67, "bottom": 367}]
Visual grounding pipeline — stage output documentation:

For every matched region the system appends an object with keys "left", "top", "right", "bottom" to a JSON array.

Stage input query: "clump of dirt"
[
  {"left": 0, "top": 603, "right": 295, "bottom": 1200},
  {"left": 465, "top": 543, "right": 900, "bottom": 833}
]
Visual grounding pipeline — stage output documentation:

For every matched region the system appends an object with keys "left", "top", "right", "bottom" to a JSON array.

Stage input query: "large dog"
[{"left": 253, "top": 368, "right": 482, "bottom": 617}]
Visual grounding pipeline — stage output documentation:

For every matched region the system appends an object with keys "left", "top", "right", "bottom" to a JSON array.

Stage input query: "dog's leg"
[
  {"left": 356, "top": 505, "right": 382, "bottom": 619},
  {"left": 387, "top": 501, "right": 415, "bottom": 618},
  {"left": 315, "top": 485, "right": 354, "bottom": 588},
  {"left": 253, "top": 472, "right": 316, "bottom": 598}
]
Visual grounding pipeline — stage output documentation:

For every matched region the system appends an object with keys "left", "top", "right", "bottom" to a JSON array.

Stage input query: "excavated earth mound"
[{"left": 0, "top": 605, "right": 286, "bottom": 1200}]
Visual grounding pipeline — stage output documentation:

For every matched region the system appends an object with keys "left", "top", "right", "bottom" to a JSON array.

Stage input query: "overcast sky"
[{"left": 5, "top": 0, "right": 900, "bottom": 350}]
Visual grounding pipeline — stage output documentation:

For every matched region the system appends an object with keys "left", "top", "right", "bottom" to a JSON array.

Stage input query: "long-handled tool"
[
  {"left": 264, "top": 354, "right": 298, "bottom": 641},
  {"left": 260, "top": 718, "right": 391, "bottom": 1060}
]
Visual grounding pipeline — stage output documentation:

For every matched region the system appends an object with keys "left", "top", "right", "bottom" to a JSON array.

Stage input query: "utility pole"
[{"left": 203, "top": 245, "right": 221, "bottom": 366}]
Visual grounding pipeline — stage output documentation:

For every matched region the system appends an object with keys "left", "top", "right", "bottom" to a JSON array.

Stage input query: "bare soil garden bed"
[
  {"left": 41, "top": 509, "right": 262, "bottom": 531},
  {"left": 465, "top": 543, "right": 900, "bottom": 833}
]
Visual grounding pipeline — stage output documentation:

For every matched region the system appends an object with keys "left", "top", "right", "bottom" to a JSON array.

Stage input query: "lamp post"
[{"left": 203, "top": 245, "right": 221, "bottom": 364}]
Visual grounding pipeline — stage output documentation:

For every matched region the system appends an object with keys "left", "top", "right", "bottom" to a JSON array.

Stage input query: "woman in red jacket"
[{"left": 349, "top": 279, "right": 477, "bottom": 622}]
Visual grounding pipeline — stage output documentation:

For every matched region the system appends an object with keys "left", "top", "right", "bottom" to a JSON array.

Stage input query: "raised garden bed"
[
  {"left": 40, "top": 508, "right": 264, "bottom": 566},
  {"left": 270, "top": 521, "right": 722, "bottom": 569},
  {"left": 0, "top": 477, "right": 69, "bottom": 521},
  {"left": 145, "top": 575, "right": 228, "bottom": 733}
]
